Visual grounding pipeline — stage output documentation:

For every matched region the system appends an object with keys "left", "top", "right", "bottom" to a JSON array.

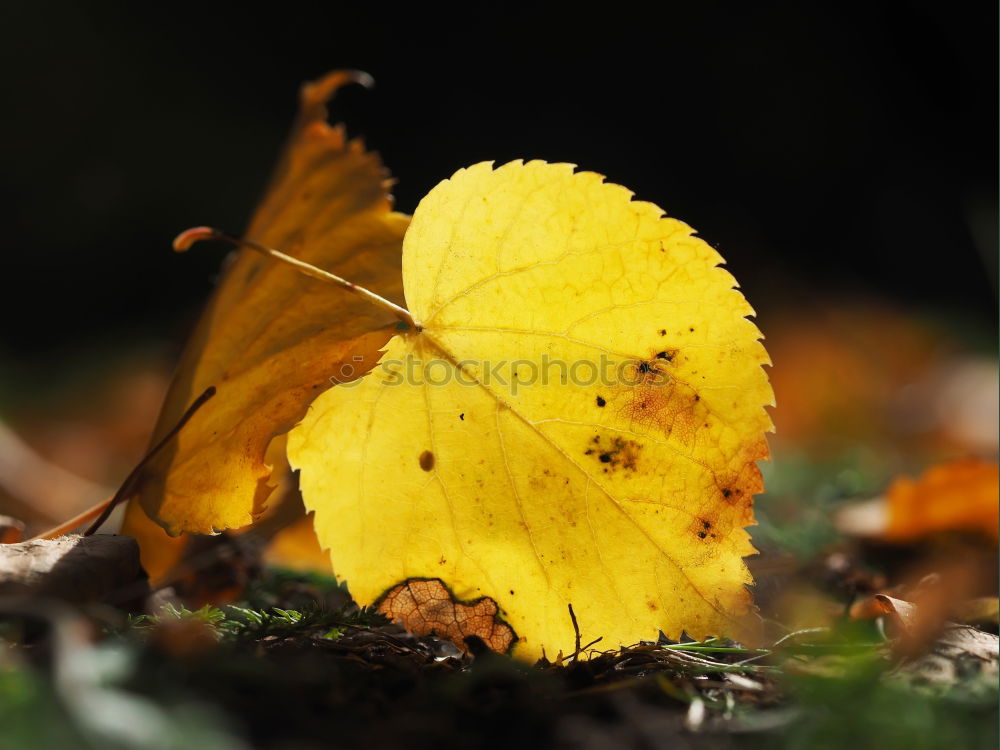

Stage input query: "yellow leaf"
[
  {"left": 288, "top": 161, "right": 773, "bottom": 659},
  {"left": 123, "top": 71, "right": 409, "bottom": 542}
]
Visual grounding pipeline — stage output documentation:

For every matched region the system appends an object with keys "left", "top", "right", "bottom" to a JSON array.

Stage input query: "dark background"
[{"left": 1, "top": 1, "right": 995, "bottom": 369}]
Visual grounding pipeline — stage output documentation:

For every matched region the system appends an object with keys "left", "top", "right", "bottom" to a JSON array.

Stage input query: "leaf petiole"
[{"left": 173, "top": 227, "right": 420, "bottom": 330}]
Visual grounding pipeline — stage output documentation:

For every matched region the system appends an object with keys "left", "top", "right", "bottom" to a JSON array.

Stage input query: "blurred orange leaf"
[
  {"left": 766, "top": 304, "right": 954, "bottom": 452},
  {"left": 884, "top": 459, "right": 999, "bottom": 542}
]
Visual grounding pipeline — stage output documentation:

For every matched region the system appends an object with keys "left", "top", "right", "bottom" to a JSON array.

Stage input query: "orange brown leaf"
[
  {"left": 884, "top": 459, "right": 999, "bottom": 542},
  {"left": 123, "top": 71, "right": 409, "bottom": 539}
]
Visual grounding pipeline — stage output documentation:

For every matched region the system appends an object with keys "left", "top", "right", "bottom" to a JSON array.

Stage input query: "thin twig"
[
  {"left": 82, "top": 386, "right": 217, "bottom": 535},
  {"left": 33, "top": 386, "right": 217, "bottom": 541},
  {"left": 568, "top": 603, "right": 583, "bottom": 661}
]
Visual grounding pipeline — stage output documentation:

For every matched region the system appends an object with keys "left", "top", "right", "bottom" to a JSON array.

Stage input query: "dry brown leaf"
[
  {"left": 868, "top": 595, "right": 1000, "bottom": 682},
  {"left": 122, "top": 70, "right": 409, "bottom": 544},
  {"left": 377, "top": 578, "right": 517, "bottom": 654}
]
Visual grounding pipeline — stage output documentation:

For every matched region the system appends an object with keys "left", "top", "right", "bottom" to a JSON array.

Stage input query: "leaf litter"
[
  {"left": 1, "top": 553, "right": 995, "bottom": 749},
  {"left": 0, "top": 72, "right": 996, "bottom": 749}
]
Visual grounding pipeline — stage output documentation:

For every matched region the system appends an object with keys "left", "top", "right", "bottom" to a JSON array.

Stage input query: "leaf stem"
[{"left": 174, "top": 227, "right": 419, "bottom": 330}]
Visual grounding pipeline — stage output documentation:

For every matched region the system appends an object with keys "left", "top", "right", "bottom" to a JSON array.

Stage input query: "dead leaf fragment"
[
  {"left": 871, "top": 594, "right": 922, "bottom": 629},
  {"left": 377, "top": 578, "right": 517, "bottom": 654},
  {"left": 872, "top": 595, "right": 1000, "bottom": 690}
]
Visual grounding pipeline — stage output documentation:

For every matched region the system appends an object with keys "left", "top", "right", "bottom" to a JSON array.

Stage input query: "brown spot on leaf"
[
  {"left": 596, "top": 395, "right": 606, "bottom": 407},
  {"left": 419, "top": 450, "right": 435, "bottom": 471},
  {"left": 712, "top": 438, "right": 769, "bottom": 526},
  {"left": 619, "top": 383, "right": 702, "bottom": 445},
  {"left": 588, "top": 436, "right": 642, "bottom": 471},
  {"left": 604, "top": 347, "right": 710, "bottom": 445},
  {"left": 377, "top": 578, "right": 516, "bottom": 654}
]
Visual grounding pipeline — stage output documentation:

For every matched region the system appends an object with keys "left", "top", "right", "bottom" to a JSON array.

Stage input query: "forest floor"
[{"left": 2, "top": 540, "right": 997, "bottom": 750}]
